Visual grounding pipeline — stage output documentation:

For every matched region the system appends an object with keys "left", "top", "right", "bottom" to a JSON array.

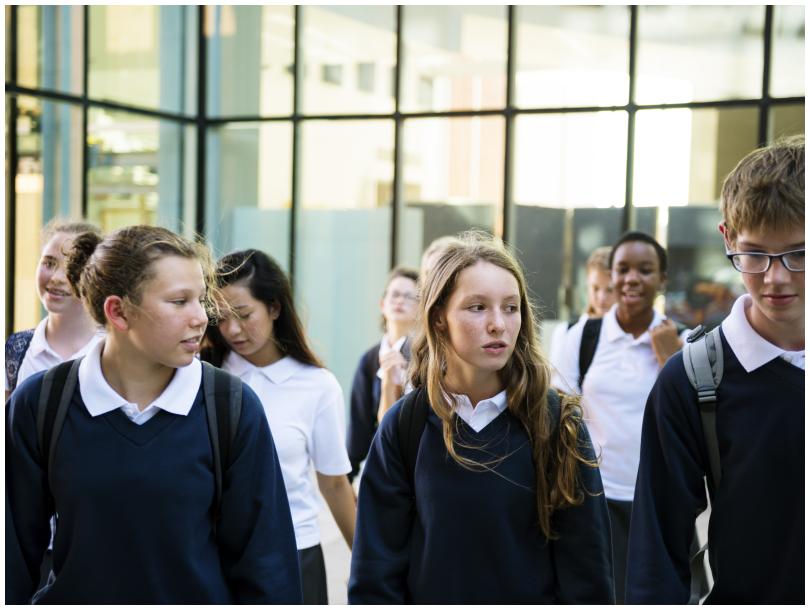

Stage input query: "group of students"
[{"left": 5, "top": 135, "right": 804, "bottom": 604}]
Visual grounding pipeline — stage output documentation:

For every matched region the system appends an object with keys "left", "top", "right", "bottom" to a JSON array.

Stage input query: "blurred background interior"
[{"left": 5, "top": 5, "right": 805, "bottom": 404}]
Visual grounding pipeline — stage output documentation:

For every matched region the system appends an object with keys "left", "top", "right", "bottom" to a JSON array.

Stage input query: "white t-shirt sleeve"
[
  {"left": 550, "top": 319, "right": 585, "bottom": 395},
  {"left": 309, "top": 371, "right": 352, "bottom": 476}
]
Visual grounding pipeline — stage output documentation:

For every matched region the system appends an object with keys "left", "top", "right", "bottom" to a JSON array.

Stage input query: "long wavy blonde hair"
[{"left": 409, "top": 231, "right": 595, "bottom": 539}]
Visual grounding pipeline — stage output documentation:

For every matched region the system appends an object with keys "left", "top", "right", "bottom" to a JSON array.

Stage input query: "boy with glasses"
[{"left": 626, "top": 135, "right": 804, "bottom": 603}]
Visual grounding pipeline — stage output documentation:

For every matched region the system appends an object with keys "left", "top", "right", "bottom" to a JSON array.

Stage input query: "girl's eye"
[
  {"left": 172, "top": 299, "right": 187, "bottom": 305},
  {"left": 468, "top": 304, "right": 485, "bottom": 312},
  {"left": 505, "top": 304, "right": 519, "bottom": 313}
]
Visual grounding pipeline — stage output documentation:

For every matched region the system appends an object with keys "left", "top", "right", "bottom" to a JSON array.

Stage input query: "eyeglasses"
[
  {"left": 387, "top": 290, "right": 418, "bottom": 302},
  {"left": 725, "top": 248, "right": 804, "bottom": 273}
]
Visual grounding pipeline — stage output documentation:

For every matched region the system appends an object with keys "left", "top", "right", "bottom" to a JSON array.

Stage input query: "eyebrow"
[
  {"left": 737, "top": 241, "right": 805, "bottom": 250},
  {"left": 463, "top": 293, "right": 520, "bottom": 301}
]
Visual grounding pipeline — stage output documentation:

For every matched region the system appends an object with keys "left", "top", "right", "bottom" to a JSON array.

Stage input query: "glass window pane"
[
  {"left": 770, "top": 5, "right": 805, "bottom": 98},
  {"left": 512, "top": 112, "right": 627, "bottom": 322},
  {"left": 205, "top": 6, "right": 294, "bottom": 118},
  {"left": 301, "top": 6, "right": 396, "bottom": 115},
  {"left": 88, "top": 6, "right": 196, "bottom": 114},
  {"left": 770, "top": 104, "right": 805, "bottom": 142},
  {"left": 298, "top": 120, "right": 394, "bottom": 401},
  {"left": 18, "top": 6, "right": 84, "bottom": 95},
  {"left": 12, "top": 95, "right": 84, "bottom": 331},
  {"left": 515, "top": 6, "right": 629, "bottom": 108},
  {"left": 399, "top": 116, "right": 504, "bottom": 265},
  {"left": 87, "top": 108, "right": 189, "bottom": 233},
  {"left": 400, "top": 6, "right": 507, "bottom": 113},
  {"left": 206, "top": 122, "right": 292, "bottom": 269},
  {"left": 633, "top": 107, "right": 756, "bottom": 330},
  {"left": 633, "top": 107, "right": 759, "bottom": 207},
  {"left": 636, "top": 6, "right": 764, "bottom": 104}
]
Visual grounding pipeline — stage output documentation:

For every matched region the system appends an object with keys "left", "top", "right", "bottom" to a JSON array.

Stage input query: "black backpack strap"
[
  {"left": 5, "top": 329, "right": 34, "bottom": 392},
  {"left": 578, "top": 318, "right": 603, "bottom": 389},
  {"left": 397, "top": 387, "right": 428, "bottom": 497},
  {"left": 201, "top": 361, "right": 243, "bottom": 522},
  {"left": 36, "top": 359, "right": 82, "bottom": 487}
]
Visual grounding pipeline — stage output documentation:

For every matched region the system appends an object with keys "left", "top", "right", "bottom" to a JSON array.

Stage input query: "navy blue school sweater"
[
  {"left": 5, "top": 370, "right": 303, "bottom": 604},
  {"left": 348, "top": 391, "right": 614, "bottom": 604},
  {"left": 346, "top": 344, "right": 382, "bottom": 481},
  {"left": 626, "top": 330, "right": 804, "bottom": 604}
]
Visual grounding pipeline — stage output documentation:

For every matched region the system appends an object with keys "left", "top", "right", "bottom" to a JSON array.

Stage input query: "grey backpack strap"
[{"left": 682, "top": 326, "right": 724, "bottom": 493}]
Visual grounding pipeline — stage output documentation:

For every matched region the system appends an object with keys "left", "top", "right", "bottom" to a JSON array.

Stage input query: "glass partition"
[
  {"left": 17, "top": 5, "right": 84, "bottom": 95},
  {"left": 770, "top": 5, "right": 805, "bottom": 99}
]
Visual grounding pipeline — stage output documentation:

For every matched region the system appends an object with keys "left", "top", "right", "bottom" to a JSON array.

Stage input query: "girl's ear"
[
  {"left": 268, "top": 301, "right": 281, "bottom": 321},
  {"left": 104, "top": 295, "right": 129, "bottom": 332}
]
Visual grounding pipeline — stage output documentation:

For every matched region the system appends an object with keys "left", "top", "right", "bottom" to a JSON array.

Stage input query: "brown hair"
[
  {"left": 585, "top": 246, "right": 611, "bottom": 274},
  {"left": 41, "top": 218, "right": 102, "bottom": 250},
  {"left": 409, "top": 230, "right": 596, "bottom": 539},
  {"left": 64, "top": 225, "right": 219, "bottom": 326},
  {"left": 721, "top": 134, "right": 805, "bottom": 244}
]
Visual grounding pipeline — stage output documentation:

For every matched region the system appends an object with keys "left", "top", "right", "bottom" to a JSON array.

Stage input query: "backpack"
[
  {"left": 578, "top": 317, "right": 688, "bottom": 388},
  {"left": 5, "top": 329, "right": 35, "bottom": 392},
  {"left": 682, "top": 324, "right": 724, "bottom": 603},
  {"left": 35, "top": 358, "right": 242, "bottom": 521}
]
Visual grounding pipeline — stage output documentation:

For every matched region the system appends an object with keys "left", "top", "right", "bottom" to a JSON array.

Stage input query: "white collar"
[
  {"left": 27, "top": 318, "right": 54, "bottom": 358},
  {"left": 721, "top": 294, "right": 804, "bottom": 373},
  {"left": 602, "top": 304, "right": 665, "bottom": 344},
  {"left": 78, "top": 339, "right": 201, "bottom": 417},
  {"left": 450, "top": 389, "right": 509, "bottom": 432},
  {"left": 224, "top": 351, "right": 304, "bottom": 384},
  {"left": 379, "top": 334, "right": 407, "bottom": 356}
]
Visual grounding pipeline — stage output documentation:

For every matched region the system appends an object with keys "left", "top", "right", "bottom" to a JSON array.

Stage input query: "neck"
[
  {"left": 45, "top": 310, "right": 99, "bottom": 359},
  {"left": 615, "top": 306, "right": 654, "bottom": 338},
  {"left": 746, "top": 302, "right": 805, "bottom": 351},
  {"left": 444, "top": 362, "right": 503, "bottom": 406},
  {"left": 386, "top": 324, "right": 409, "bottom": 345},
  {"left": 101, "top": 336, "right": 176, "bottom": 411}
]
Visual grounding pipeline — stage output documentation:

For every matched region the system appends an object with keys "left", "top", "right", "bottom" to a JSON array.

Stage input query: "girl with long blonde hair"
[{"left": 348, "top": 231, "right": 613, "bottom": 603}]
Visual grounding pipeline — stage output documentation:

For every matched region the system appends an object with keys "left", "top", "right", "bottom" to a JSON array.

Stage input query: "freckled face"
[
  {"left": 126, "top": 256, "right": 209, "bottom": 369},
  {"left": 439, "top": 261, "right": 522, "bottom": 382}
]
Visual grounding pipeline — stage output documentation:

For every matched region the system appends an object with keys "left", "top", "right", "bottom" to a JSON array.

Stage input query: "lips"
[
  {"left": 180, "top": 336, "right": 202, "bottom": 351},
  {"left": 763, "top": 294, "right": 798, "bottom": 306},
  {"left": 46, "top": 287, "right": 71, "bottom": 298},
  {"left": 483, "top": 341, "right": 508, "bottom": 355}
]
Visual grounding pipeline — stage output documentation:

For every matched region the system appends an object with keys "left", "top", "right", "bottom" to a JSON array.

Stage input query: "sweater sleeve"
[
  {"left": 5, "top": 373, "right": 53, "bottom": 604},
  {"left": 348, "top": 400, "right": 413, "bottom": 603},
  {"left": 346, "top": 349, "right": 377, "bottom": 481},
  {"left": 215, "top": 383, "right": 303, "bottom": 604},
  {"left": 625, "top": 355, "right": 709, "bottom": 604},
  {"left": 550, "top": 419, "right": 615, "bottom": 603}
]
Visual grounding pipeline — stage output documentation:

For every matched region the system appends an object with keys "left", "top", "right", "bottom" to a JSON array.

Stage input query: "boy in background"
[{"left": 626, "top": 135, "right": 804, "bottom": 603}]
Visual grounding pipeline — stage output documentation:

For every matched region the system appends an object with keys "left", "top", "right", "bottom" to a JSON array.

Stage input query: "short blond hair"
[{"left": 720, "top": 135, "right": 804, "bottom": 244}]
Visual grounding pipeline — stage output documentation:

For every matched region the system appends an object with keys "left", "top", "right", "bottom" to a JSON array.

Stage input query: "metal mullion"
[
  {"left": 390, "top": 5, "right": 403, "bottom": 269},
  {"left": 289, "top": 5, "right": 302, "bottom": 289},
  {"left": 622, "top": 5, "right": 638, "bottom": 233},
  {"left": 195, "top": 6, "right": 207, "bottom": 236},
  {"left": 7, "top": 5, "right": 19, "bottom": 335},
  {"left": 501, "top": 4, "right": 516, "bottom": 244},
  {"left": 80, "top": 6, "right": 89, "bottom": 217},
  {"left": 759, "top": 5, "right": 774, "bottom": 145}
]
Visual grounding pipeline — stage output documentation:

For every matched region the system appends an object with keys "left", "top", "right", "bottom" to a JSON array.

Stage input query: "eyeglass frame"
[{"left": 725, "top": 248, "right": 805, "bottom": 274}]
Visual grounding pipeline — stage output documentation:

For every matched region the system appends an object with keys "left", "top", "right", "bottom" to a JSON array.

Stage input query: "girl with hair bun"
[
  {"left": 5, "top": 219, "right": 105, "bottom": 401},
  {"left": 202, "top": 248, "right": 356, "bottom": 605},
  {"left": 6, "top": 225, "right": 301, "bottom": 604},
  {"left": 348, "top": 231, "right": 614, "bottom": 604}
]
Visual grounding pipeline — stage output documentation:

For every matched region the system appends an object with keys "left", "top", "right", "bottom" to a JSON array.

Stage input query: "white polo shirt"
[
  {"left": 79, "top": 339, "right": 201, "bottom": 424},
  {"left": 721, "top": 294, "right": 805, "bottom": 371},
  {"left": 552, "top": 304, "right": 690, "bottom": 501},
  {"left": 10, "top": 317, "right": 104, "bottom": 392},
  {"left": 222, "top": 351, "right": 351, "bottom": 550}
]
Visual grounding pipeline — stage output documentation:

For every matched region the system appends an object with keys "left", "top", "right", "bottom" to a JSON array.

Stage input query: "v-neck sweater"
[
  {"left": 349, "top": 392, "right": 614, "bottom": 603},
  {"left": 5, "top": 370, "right": 302, "bottom": 604},
  {"left": 627, "top": 330, "right": 804, "bottom": 603}
]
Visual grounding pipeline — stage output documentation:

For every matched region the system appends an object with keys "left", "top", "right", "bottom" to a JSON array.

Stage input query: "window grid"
[{"left": 3, "top": 5, "right": 804, "bottom": 335}]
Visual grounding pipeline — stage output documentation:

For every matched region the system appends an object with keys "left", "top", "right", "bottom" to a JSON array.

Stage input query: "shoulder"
[
  {"left": 5, "top": 329, "right": 35, "bottom": 358},
  {"left": 7, "top": 369, "right": 48, "bottom": 424}
]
